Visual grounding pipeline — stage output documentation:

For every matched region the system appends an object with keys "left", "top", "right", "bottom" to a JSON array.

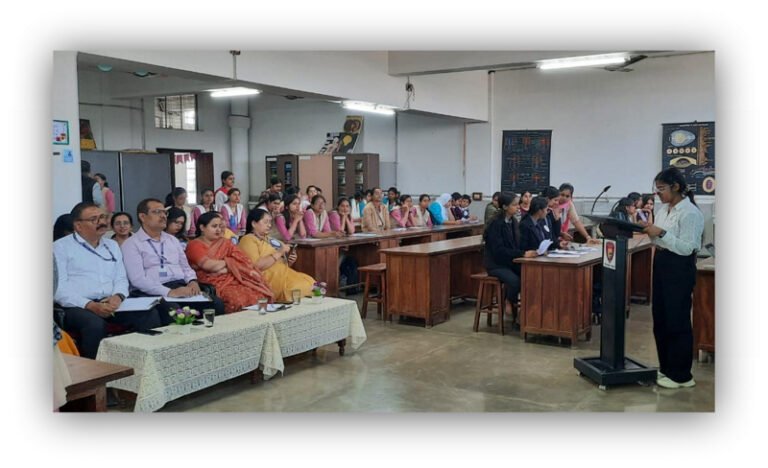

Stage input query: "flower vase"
[
  {"left": 310, "top": 295, "right": 323, "bottom": 304},
  {"left": 175, "top": 323, "right": 192, "bottom": 335}
]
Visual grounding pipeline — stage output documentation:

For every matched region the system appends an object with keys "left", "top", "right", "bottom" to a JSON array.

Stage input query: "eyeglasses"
[
  {"left": 77, "top": 214, "right": 108, "bottom": 224},
  {"left": 169, "top": 219, "right": 184, "bottom": 225},
  {"left": 113, "top": 221, "right": 131, "bottom": 227},
  {"left": 653, "top": 184, "right": 671, "bottom": 194},
  {"left": 147, "top": 209, "right": 167, "bottom": 216}
]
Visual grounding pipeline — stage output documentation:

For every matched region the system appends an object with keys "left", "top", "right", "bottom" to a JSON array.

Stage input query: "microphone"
[{"left": 590, "top": 185, "right": 611, "bottom": 214}]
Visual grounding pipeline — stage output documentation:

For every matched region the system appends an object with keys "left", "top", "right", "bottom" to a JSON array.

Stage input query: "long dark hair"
[
  {"left": 165, "top": 187, "right": 187, "bottom": 208},
  {"left": 246, "top": 207, "right": 270, "bottom": 235},
  {"left": 521, "top": 196, "right": 549, "bottom": 224},
  {"left": 53, "top": 214, "right": 74, "bottom": 241},
  {"left": 483, "top": 192, "right": 521, "bottom": 242},
  {"left": 200, "top": 188, "right": 215, "bottom": 211},
  {"left": 610, "top": 197, "right": 634, "bottom": 219},
  {"left": 166, "top": 207, "right": 188, "bottom": 242},
  {"left": 195, "top": 211, "right": 222, "bottom": 237},
  {"left": 282, "top": 194, "right": 300, "bottom": 227},
  {"left": 94, "top": 173, "right": 109, "bottom": 188},
  {"left": 654, "top": 167, "right": 696, "bottom": 206}
]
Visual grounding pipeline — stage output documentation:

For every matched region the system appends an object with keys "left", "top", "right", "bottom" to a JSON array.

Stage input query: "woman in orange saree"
[{"left": 186, "top": 212, "right": 275, "bottom": 313}]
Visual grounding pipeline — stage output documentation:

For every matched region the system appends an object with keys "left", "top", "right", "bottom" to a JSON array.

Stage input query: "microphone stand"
[{"left": 590, "top": 185, "right": 611, "bottom": 214}]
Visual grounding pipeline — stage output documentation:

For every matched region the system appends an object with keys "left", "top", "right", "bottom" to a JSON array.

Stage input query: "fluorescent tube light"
[
  {"left": 342, "top": 101, "right": 396, "bottom": 115},
  {"left": 538, "top": 54, "right": 628, "bottom": 70},
  {"left": 209, "top": 87, "right": 261, "bottom": 98}
]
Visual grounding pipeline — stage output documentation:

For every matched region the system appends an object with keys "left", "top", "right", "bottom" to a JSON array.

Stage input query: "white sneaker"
[
  {"left": 657, "top": 371, "right": 665, "bottom": 380},
  {"left": 656, "top": 376, "right": 696, "bottom": 389}
]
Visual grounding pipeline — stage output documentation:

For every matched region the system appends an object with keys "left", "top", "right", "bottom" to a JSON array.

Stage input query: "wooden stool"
[
  {"left": 471, "top": 272, "right": 506, "bottom": 335},
  {"left": 359, "top": 263, "right": 387, "bottom": 320}
]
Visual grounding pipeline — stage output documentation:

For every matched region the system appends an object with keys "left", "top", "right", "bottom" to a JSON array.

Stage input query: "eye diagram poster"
[
  {"left": 501, "top": 130, "right": 551, "bottom": 194},
  {"left": 662, "top": 121, "right": 715, "bottom": 195}
]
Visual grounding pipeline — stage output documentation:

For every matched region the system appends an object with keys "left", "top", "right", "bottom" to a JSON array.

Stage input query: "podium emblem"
[{"left": 603, "top": 240, "right": 617, "bottom": 270}]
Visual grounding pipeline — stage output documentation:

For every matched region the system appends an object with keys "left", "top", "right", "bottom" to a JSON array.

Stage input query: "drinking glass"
[
  {"left": 258, "top": 298, "right": 269, "bottom": 315},
  {"left": 291, "top": 289, "right": 302, "bottom": 305},
  {"left": 203, "top": 309, "right": 215, "bottom": 327}
]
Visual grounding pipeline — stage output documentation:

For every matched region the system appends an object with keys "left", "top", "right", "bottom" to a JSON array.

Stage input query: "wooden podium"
[{"left": 573, "top": 216, "right": 657, "bottom": 389}]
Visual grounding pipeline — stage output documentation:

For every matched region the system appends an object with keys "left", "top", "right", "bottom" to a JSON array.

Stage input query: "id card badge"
[
  {"left": 269, "top": 238, "right": 283, "bottom": 249},
  {"left": 158, "top": 265, "right": 169, "bottom": 278}
]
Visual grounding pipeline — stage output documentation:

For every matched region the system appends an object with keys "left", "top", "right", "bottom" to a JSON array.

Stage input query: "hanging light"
[
  {"left": 538, "top": 54, "right": 628, "bottom": 70},
  {"left": 341, "top": 101, "right": 396, "bottom": 116}
]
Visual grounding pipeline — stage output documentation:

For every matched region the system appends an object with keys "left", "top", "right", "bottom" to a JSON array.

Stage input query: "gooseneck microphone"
[{"left": 590, "top": 185, "right": 611, "bottom": 214}]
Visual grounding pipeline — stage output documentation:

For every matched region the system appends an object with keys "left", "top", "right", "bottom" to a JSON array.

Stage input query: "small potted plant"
[
  {"left": 310, "top": 282, "right": 327, "bottom": 304},
  {"left": 168, "top": 306, "right": 200, "bottom": 334}
]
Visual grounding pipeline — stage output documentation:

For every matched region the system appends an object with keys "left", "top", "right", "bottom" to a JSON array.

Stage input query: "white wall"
[{"left": 53, "top": 52, "right": 83, "bottom": 220}]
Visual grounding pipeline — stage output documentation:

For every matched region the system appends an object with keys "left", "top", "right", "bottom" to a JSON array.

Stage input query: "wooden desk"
[
  {"left": 381, "top": 235, "right": 485, "bottom": 326},
  {"left": 514, "top": 237, "right": 652, "bottom": 348},
  {"left": 291, "top": 223, "right": 484, "bottom": 296},
  {"left": 693, "top": 257, "right": 715, "bottom": 361},
  {"left": 60, "top": 354, "right": 133, "bottom": 412}
]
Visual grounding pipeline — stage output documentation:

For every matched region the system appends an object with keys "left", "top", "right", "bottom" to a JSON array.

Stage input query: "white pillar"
[
  {"left": 229, "top": 97, "right": 251, "bottom": 205},
  {"left": 52, "top": 51, "right": 83, "bottom": 221}
]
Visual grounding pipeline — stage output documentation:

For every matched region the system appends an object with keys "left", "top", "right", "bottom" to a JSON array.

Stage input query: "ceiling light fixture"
[
  {"left": 210, "top": 87, "right": 262, "bottom": 98},
  {"left": 342, "top": 101, "right": 396, "bottom": 116},
  {"left": 538, "top": 54, "right": 628, "bottom": 70}
]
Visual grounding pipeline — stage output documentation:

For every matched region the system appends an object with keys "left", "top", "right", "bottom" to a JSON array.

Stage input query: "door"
[{"left": 195, "top": 153, "right": 215, "bottom": 196}]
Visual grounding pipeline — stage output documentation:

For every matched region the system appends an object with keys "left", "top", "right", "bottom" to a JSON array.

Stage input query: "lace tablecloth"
[
  {"left": 240, "top": 297, "right": 367, "bottom": 379},
  {"left": 96, "top": 314, "right": 271, "bottom": 413}
]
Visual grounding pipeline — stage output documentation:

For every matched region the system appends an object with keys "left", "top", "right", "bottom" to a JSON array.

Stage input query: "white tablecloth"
[
  {"left": 96, "top": 314, "right": 270, "bottom": 413},
  {"left": 95, "top": 297, "right": 366, "bottom": 411}
]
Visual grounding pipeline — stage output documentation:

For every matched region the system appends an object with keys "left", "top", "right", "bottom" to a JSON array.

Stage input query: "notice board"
[
  {"left": 661, "top": 121, "right": 715, "bottom": 195},
  {"left": 501, "top": 130, "right": 551, "bottom": 194}
]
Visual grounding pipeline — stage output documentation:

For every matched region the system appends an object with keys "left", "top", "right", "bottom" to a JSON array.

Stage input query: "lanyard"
[
  {"left": 374, "top": 205, "right": 385, "bottom": 226},
  {"left": 73, "top": 233, "right": 116, "bottom": 262},
  {"left": 146, "top": 238, "right": 167, "bottom": 267}
]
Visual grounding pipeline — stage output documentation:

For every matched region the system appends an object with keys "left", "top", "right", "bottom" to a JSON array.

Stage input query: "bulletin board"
[
  {"left": 501, "top": 130, "right": 551, "bottom": 194},
  {"left": 661, "top": 121, "right": 715, "bottom": 195}
]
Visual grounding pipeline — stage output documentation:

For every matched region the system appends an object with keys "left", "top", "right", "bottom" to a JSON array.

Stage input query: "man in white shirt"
[{"left": 54, "top": 203, "right": 163, "bottom": 358}]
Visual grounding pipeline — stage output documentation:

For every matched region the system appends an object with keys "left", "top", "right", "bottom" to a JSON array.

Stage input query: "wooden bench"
[{"left": 60, "top": 354, "right": 133, "bottom": 412}]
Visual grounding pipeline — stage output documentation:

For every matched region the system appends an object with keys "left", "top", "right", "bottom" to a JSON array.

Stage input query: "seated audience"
[
  {"left": 449, "top": 192, "right": 464, "bottom": 220},
  {"left": 165, "top": 207, "right": 189, "bottom": 248},
  {"left": 638, "top": 193, "right": 655, "bottom": 224},
  {"left": 519, "top": 189, "right": 533, "bottom": 219},
  {"left": 109, "top": 211, "right": 134, "bottom": 246},
  {"left": 520, "top": 196, "right": 563, "bottom": 252},
  {"left": 411, "top": 194, "right": 433, "bottom": 227},
  {"left": 54, "top": 202, "right": 163, "bottom": 358},
  {"left": 557, "top": 183, "right": 597, "bottom": 243},
  {"left": 300, "top": 185, "right": 320, "bottom": 211},
  {"left": 483, "top": 192, "right": 538, "bottom": 313},
  {"left": 188, "top": 188, "right": 216, "bottom": 237},
  {"left": 220, "top": 187, "right": 246, "bottom": 234},
  {"left": 484, "top": 192, "right": 501, "bottom": 227},
  {"left": 610, "top": 197, "right": 638, "bottom": 223},
  {"left": 390, "top": 194, "right": 414, "bottom": 228},
  {"left": 54, "top": 214, "right": 74, "bottom": 241},
  {"left": 384, "top": 186, "right": 399, "bottom": 210},
  {"left": 214, "top": 171, "right": 235, "bottom": 210},
  {"left": 275, "top": 194, "right": 307, "bottom": 241},
  {"left": 186, "top": 212, "right": 275, "bottom": 313},
  {"left": 542, "top": 186, "right": 568, "bottom": 245},
  {"left": 259, "top": 177, "right": 283, "bottom": 201},
  {"left": 165, "top": 187, "right": 192, "bottom": 234},
  {"left": 257, "top": 193, "right": 282, "bottom": 216},
  {"left": 361, "top": 187, "right": 391, "bottom": 232},
  {"left": 330, "top": 197, "right": 356, "bottom": 235},
  {"left": 351, "top": 192, "right": 364, "bottom": 220},
  {"left": 121, "top": 198, "right": 225, "bottom": 316},
  {"left": 238, "top": 209, "right": 315, "bottom": 302},
  {"left": 428, "top": 193, "right": 463, "bottom": 225},
  {"left": 459, "top": 194, "right": 478, "bottom": 222},
  {"left": 304, "top": 194, "right": 344, "bottom": 238}
]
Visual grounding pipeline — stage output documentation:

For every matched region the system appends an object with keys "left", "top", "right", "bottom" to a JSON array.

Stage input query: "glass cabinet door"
[
  {"left": 335, "top": 157, "right": 347, "bottom": 197},
  {"left": 283, "top": 161, "right": 293, "bottom": 187},
  {"left": 354, "top": 157, "right": 365, "bottom": 193}
]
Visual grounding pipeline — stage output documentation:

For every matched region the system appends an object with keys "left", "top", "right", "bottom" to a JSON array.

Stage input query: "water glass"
[
  {"left": 203, "top": 309, "right": 215, "bottom": 327},
  {"left": 291, "top": 289, "right": 302, "bottom": 305},
  {"left": 258, "top": 298, "right": 269, "bottom": 315}
]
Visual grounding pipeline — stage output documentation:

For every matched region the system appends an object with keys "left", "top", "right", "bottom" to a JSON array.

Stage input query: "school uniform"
[
  {"left": 519, "top": 213, "right": 560, "bottom": 252},
  {"left": 483, "top": 216, "right": 524, "bottom": 304},
  {"left": 651, "top": 197, "right": 704, "bottom": 384}
]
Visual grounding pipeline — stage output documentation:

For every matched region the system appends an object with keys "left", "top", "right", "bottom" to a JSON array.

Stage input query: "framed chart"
[
  {"left": 501, "top": 130, "right": 551, "bottom": 194},
  {"left": 53, "top": 120, "right": 69, "bottom": 145},
  {"left": 661, "top": 121, "right": 715, "bottom": 195}
]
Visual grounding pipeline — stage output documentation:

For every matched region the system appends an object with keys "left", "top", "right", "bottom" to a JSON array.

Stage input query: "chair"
[
  {"left": 471, "top": 272, "right": 506, "bottom": 335},
  {"left": 358, "top": 263, "right": 387, "bottom": 320}
]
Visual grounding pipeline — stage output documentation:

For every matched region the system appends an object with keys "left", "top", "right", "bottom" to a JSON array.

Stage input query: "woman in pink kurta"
[
  {"left": 274, "top": 194, "right": 307, "bottom": 241},
  {"left": 390, "top": 194, "right": 416, "bottom": 228},
  {"left": 303, "top": 194, "right": 343, "bottom": 239},
  {"left": 329, "top": 197, "right": 355, "bottom": 235},
  {"left": 219, "top": 187, "right": 246, "bottom": 233}
]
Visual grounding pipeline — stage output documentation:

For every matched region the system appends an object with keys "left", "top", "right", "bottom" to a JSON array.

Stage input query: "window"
[{"left": 155, "top": 94, "right": 197, "bottom": 130}]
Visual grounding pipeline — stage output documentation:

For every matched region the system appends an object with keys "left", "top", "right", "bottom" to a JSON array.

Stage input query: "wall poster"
[
  {"left": 501, "top": 130, "right": 551, "bottom": 194},
  {"left": 661, "top": 121, "right": 715, "bottom": 195}
]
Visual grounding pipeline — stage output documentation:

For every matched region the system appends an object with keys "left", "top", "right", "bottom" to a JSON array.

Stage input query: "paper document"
[
  {"left": 547, "top": 253, "right": 579, "bottom": 258},
  {"left": 391, "top": 228, "right": 407, "bottom": 232},
  {"left": 244, "top": 303, "right": 290, "bottom": 312},
  {"left": 551, "top": 249, "right": 583, "bottom": 256},
  {"left": 537, "top": 239, "right": 553, "bottom": 255},
  {"left": 162, "top": 294, "right": 211, "bottom": 303},
  {"left": 351, "top": 233, "right": 378, "bottom": 237},
  {"left": 115, "top": 297, "right": 162, "bottom": 312}
]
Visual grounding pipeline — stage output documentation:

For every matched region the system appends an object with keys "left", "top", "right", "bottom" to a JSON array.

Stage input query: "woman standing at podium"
[{"left": 642, "top": 167, "right": 703, "bottom": 389}]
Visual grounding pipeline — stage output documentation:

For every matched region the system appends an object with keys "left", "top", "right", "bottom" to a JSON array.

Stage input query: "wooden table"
[
  {"left": 60, "top": 354, "right": 133, "bottom": 412},
  {"left": 514, "top": 237, "right": 652, "bottom": 348},
  {"left": 693, "top": 257, "right": 715, "bottom": 361},
  {"left": 291, "top": 223, "right": 484, "bottom": 296},
  {"left": 381, "top": 235, "right": 485, "bottom": 326}
]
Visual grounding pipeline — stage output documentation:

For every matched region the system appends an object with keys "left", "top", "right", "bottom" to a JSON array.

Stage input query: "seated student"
[
  {"left": 390, "top": 194, "right": 415, "bottom": 228},
  {"left": 54, "top": 214, "right": 74, "bottom": 241},
  {"left": 165, "top": 187, "right": 192, "bottom": 234},
  {"left": 541, "top": 186, "right": 568, "bottom": 247},
  {"left": 259, "top": 177, "right": 283, "bottom": 201},
  {"left": 330, "top": 197, "right": 356, "bottom": 235},
  {"left": 520, "top": 195, "right": 564, "bottom": 252},
  {"left": 610, "top": 197, "right": 638, "bottom": 223},
  {"left": 238, "top": 209, "right": 315, "bottom": 302},
  {"left": 54, "top": 203, "right": 163, "bottom": 358},
  {"left": 484, "top": 192, "right": 501, "bottom": 227},
  {"left": 557, "top": 183, "right": 598, "bottom": 244},
  {"left": 300, "top": 185, "right": 320, "bottom": 212},
  {"left": 411, "top": 194, "right": 433, "bottom": 227},
  {"left": 220, "top": 187, "right": 246, "bottom": 234},
  {"left": 638, "top": 193, "right": 655, "bottom": 224},
  {"left": 274, "top": 194, "right": 307, "bottom": 241},
  {"left": 361, "top": 187, "right": 391, "bottom": 232},
  {"left": 627, "top": 192, "right": 643, "bottom": 223},
  {"left": 121, "top": 198, "right": 225, "bottom": 317},
  {"left": 185, "top": 212, "right": 275, "bottom": 313},
  {"left": 519, "top": 189, "right": 533, "bottom": 219},
  {"left": 304, "top": 194, "right": 344, "bottom": 238},
  {"left": 214, "top": 171, "right": 235, "bottom": 210},
  {"left": 188, "top": 188, "right": 216, "bottom": 237},
  {"left": 428, "top": 193, "right": 463, "bottom": 225},
  {"left": 165, "top": 207, "right": 189, "bottom": 249},
  {"left": 449, "top": 192, "right": 464, "bottom": 220},
  {"left": 359, "top": 189, "right": 373, "bottom": 217},
  {"left": 109, "top": 211, "right": 134, "bottom": 247},
  {"left": 384, "top": 186, "right": 399, "bottom": 210},
  {"left": 483, "top": 192, "right": 539, "bottom": 313},
  {"left": 257, "top": 193, "right": 282, "bottom": 216},
  {"left": 350, "top": 192, "right": 364, "bottom": 220},
  {"left": 459, "top": 194, "right": 478, "bottom": 222}
]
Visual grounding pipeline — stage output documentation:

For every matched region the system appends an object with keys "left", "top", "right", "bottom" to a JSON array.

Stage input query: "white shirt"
[
  {"left": 653, "top": 197, "right": 704, "bottom": 256},
  {"left": 214, "top": 190, "right": 229, "bottom": 211},
  {"left": 54, "top": 233, "right": 129, "bottom": 309}
]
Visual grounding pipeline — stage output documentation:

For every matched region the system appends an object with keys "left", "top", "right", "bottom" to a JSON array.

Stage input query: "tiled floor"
[{"left": 112, "top": 294, "right": 715, "bottom": 412}]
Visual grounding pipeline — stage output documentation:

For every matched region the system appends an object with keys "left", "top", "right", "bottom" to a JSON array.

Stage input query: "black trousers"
[
  {"left": 133, "top": 280, "right": 226, "bottom": 324},
  {"left": 486, "top": 267, "right": 521, "bottom": 305},
  {"left": 60, "top": 305, "right": 163, "bottom": 359},
  {"left": 652, "top": 249, "right": 696, "bottom": 383}
]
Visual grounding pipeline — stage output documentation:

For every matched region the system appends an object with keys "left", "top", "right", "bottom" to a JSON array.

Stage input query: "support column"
[
  {"left": 52, "top": 51, "right": 82, "bottom": 221},
  {"left": 229, "top": 97, "right": 251, "bottom": 206}
]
